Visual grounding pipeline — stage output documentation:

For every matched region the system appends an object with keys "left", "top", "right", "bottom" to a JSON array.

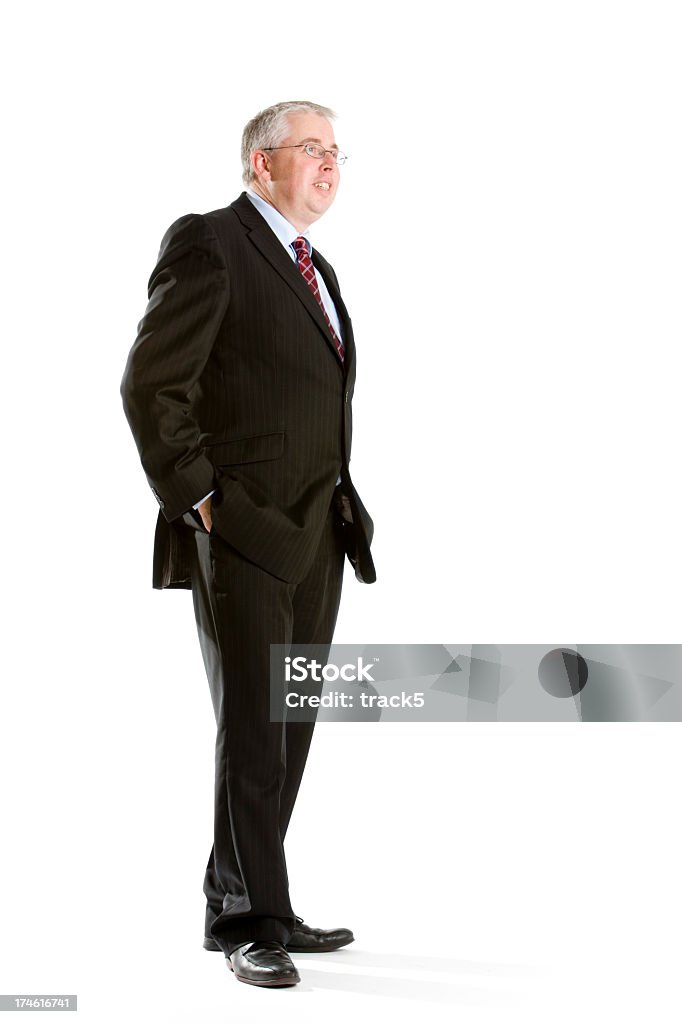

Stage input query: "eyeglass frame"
[{"left": 261, "top": 142, "right": 348, "bottom": 165}]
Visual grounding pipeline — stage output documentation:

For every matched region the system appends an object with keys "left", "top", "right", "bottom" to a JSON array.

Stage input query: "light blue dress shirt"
[{"left": 193, "top": 188, "right": 344, "bottom": 510}]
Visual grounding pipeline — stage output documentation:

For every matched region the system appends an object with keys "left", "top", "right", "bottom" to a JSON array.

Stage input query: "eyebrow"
[{"left": 297, "top": 137, "right": 340, "bottom": 150}]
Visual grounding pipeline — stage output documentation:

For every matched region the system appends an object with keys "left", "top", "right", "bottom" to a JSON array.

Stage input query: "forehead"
[{"left": 281, "top": 112, "right": 336, "bottom": 146}]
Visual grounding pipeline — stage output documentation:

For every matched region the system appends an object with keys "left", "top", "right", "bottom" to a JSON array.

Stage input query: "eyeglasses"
[{"left": 262, "top": 142, "right": 348, "bottom": 165}]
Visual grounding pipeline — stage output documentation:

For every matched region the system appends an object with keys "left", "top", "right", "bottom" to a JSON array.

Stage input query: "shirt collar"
[{"left": 246, "top": 188, "right": 312, "bottom": 258}]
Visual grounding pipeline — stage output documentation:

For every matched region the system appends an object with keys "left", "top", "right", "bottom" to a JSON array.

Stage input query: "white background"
[{"left": 1, "top": 1, "right": 681, "bottom": 1021}]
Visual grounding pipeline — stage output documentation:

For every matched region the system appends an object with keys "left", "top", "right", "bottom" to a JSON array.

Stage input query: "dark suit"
[{"left": 121, "top": 192, "right": 375, "bottom": 954}]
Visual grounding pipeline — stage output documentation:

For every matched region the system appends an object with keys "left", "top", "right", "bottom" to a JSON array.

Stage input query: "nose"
[{"left": 321, "top": 151, "right": 336, "bottom": 173}]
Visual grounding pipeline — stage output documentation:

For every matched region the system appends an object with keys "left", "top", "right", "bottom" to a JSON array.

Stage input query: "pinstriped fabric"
[
  {"left": 121, "top": 190, "right": 372, "bottom": 956},
  {"left": 185, "top": 508, "right": 345, "bottom": 955},
  {"left": 121, "top": 192, "right": 375, "bottom": 588}
]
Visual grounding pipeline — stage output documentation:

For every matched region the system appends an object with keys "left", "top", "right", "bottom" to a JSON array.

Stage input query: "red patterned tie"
[{"left": 292, "top": 236, "right": 344, "bottom": 362}]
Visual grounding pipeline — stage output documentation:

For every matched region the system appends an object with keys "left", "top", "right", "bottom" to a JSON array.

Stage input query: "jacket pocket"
[{"left": 204, "top": 431, "right": 285, "bottom": 466}]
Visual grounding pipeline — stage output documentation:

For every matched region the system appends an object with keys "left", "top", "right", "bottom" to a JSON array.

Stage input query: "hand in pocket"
[{"left": 197, "top": 495, "right": 213, "bottom": 533}]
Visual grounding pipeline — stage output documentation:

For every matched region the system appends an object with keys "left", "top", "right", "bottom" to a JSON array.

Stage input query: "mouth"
[{"left": 313, "top": 182, "right": 332, "bottom": 192}]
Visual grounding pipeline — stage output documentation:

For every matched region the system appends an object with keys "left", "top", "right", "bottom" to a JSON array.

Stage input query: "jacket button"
[{"left": 344, "top": 390, "right": 349, "bottom": 404}]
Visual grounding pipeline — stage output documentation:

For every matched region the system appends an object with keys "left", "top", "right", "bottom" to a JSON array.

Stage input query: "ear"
[{"left": 251, "top": 149, "right": 272, "bottom": 182}]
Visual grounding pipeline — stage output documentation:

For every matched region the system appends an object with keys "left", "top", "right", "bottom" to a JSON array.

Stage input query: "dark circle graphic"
[{"left": 538, "top": 648, "right": 588, "bottom": 698}]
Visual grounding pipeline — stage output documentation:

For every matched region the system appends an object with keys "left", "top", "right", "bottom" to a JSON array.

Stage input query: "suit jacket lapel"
[
  {"left": 313, "top": 252, "right": 355, "bottom": 379},
  {"left": 231, "top": 193, "right": 344, "bottom": 369}
]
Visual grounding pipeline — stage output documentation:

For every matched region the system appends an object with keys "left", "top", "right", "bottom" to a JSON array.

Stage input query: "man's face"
[{"left": 252, "top": 112, "right": 341, "bottom": 231}]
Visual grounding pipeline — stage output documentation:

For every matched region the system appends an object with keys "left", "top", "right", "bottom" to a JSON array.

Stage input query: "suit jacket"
[{"left": 121, "top": 192, "right": 375, "bottom": 589}]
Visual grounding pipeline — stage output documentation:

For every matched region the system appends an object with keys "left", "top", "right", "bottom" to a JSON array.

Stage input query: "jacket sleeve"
[{"left": 120, "top": 213, "right": 229, "bottom": 521}]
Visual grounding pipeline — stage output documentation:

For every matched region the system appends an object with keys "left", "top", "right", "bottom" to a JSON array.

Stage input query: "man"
[{"left": 120, "top": 100, "right": 375, "bottom": 988}]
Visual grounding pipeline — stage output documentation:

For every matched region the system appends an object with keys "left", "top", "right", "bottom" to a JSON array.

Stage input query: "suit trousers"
[{"left": 182, "top": 500, "right": 346, "bottom": 956}]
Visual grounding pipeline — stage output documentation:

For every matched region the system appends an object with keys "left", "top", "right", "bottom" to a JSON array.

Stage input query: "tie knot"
[{"left": 292, "top": 236, "right": 309, "bottom": 260}]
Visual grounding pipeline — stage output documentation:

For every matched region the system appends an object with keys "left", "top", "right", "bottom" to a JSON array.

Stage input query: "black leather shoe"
[
  {"left": 227, "top": 941, "right": 300, "bottom": 987},
  {"left": 204, "top": 916, "right": 354, "bottom": 954},
  {"left": 286, "top": 915, "right": 354, "bottom": 953}
]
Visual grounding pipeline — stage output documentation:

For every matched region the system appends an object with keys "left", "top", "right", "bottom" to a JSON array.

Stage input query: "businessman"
[{"left": 121, "top": 100, "right": 375, "bottom": 988}]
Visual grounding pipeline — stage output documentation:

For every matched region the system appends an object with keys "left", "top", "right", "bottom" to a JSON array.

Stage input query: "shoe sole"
[
  {"left": 206, "top": 936, "right": 354, "bottom": 954},
  {"left": 287, "top": 937, "right": 355, "bottom": 953}
]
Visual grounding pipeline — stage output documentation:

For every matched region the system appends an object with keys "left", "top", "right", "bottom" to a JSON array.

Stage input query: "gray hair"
[{"left": 241, "top": 100, "right": 336, "bottom": 186}]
